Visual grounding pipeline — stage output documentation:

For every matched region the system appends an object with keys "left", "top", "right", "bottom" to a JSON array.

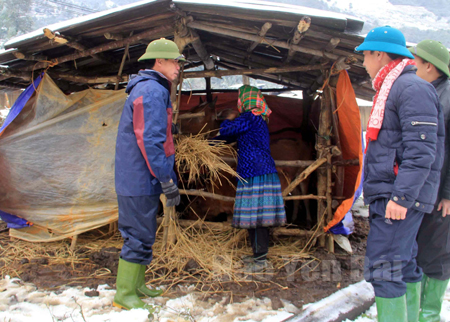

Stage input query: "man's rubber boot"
[
  {"left": 375, "top": 295, "right": 407, "bottom": 322},
  {"left": 419, "top": 274, "right": 449, "bottom": 322},
  {"left": 406, "top": 282, "right": 421, "bottom": 322},
  {"left": 136, "top": 265, "right": 164, "bottom": 298},
  {"left": 113, "top": 258, "right": 156, "bottom": 314}
]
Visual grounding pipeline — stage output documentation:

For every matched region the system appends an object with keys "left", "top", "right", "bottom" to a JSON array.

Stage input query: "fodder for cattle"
[
  {"left": 0, "top": 220, "right": 315, "bottom": 293},
  {"left": 175, "top": 133, "right": 244, "bottom": 187}
]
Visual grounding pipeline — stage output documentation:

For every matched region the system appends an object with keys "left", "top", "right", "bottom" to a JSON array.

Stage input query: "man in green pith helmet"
[
  {"left": 409, "top": 39, "right": 450, "bottom": 322},
  {"left": 113, "top": 38, "right": 184, "bottom": 313}
]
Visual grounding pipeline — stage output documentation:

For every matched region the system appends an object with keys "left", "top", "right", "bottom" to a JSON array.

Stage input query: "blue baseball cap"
[{"left": 355, "top": 26, "right": 414, "bottom": 59}]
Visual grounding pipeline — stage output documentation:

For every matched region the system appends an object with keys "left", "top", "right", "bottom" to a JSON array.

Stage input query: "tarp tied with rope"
[{"left": 0, "top": 74, "right": 127, "bottom": 242}]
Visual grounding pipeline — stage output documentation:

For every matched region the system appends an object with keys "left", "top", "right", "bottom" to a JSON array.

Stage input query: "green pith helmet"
[
  {"left": 138, "top": 38, "right": 186, "bottom": 62},
  {"left": 408, "top": 40, "right": 450, "bottom": 78}
]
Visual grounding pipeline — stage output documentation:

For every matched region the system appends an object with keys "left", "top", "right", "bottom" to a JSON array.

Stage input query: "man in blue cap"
[
  {"left": 356, "top": 26, "right": 445, "bottom": 321},
  {"left": 409, "top": 39, "right": 450, "bottom": 322}
]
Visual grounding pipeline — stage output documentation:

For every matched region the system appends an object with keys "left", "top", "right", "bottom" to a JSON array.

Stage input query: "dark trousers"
[
  {"left": 117, "top": 194, "right": 160, "bottom": 265},
  {"left": 417, "top": 207, "right": 450, "bottom": 280},
  {"left": 247, "top": 227, "right": 269, "bottom": 260},
  {"left": 364, "top": 198, "right": 424, "bottom": 298}
]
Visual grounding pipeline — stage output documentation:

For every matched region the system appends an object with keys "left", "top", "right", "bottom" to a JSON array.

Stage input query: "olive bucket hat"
[
  {"left": 408, "top": 40, "right": 450, "bottom": 78},
  {"left": 355, "top": 26, "right": 414, "bottom": 59},
  {"left": 138, "top": 38, "right": 186, "bottom": 62}
]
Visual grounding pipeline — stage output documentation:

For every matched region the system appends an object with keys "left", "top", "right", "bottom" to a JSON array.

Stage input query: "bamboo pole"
[{"left": 183, "top": 64, "right": 324, "bottom": 79}]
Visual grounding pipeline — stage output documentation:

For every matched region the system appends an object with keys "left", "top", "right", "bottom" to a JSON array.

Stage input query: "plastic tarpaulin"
[
  {"left": 0, "top": 74, "right": 127, "bottom": 242},
  {"left": 324, "top": 70, "right": 364, "bottom": 232}
]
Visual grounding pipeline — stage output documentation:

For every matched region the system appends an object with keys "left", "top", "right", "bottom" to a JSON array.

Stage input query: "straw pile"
[
  {"left": 175, "top": 133, "right": 244, "bottom": 187},
  {"left": 0, "top": 220, "right": 316, "bottom": 291}
]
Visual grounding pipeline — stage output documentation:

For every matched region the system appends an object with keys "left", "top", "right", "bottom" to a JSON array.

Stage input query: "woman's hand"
[{"left": 226, "top": 110, "right": 239, "bottom": 120}]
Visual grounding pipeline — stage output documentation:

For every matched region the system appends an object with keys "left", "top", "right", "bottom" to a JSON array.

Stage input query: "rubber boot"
[
  {"left": 113, "top": 258, "right": 156, "bottom": 314},
  {"left": 406, "top": 282, "right": 421, "bottom": 322},
  {"left": 375, "top": 295, "right": 407, "bottom": 322},
  {"left": 136, "top": 265, "right": 164, "bottom": 298},
  {"left": 419, "top": 275, "right": 449, "bottom": 322}
]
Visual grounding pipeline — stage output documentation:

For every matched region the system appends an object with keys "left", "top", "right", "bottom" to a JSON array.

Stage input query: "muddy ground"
[{"left": 0, "top": 215, "right": 369, "bottom": 310}]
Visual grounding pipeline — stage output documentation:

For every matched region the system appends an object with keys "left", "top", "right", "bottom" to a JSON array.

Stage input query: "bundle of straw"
[{"left": 175, "top": 133, "right": 244, "bottom": 187}]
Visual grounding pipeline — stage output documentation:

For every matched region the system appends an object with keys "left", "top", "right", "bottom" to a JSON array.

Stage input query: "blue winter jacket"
[
  {"left": 363, "top": 66, "right": 445, "bottom": 213},
  {"left": 216, "top": 112, "right": 277, "bottom": 179},
  {"left": 115, "top": 70, "right": 176, "bottom": 196}
]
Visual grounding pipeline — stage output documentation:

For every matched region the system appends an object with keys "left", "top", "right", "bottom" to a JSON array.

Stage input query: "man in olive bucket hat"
[
  {"left": 409, "top": 40, "right": 450, "bottom": 322},
  {"left": 113, "top": 38, "right": 185, "bottom": 313},
  {"left": 355, "top": 26, "right": 445, "bottom": 321}
]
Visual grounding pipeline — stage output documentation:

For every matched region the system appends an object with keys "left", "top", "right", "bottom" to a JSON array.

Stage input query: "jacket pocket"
[{"left": 410, "top": 121, "right": 437, "bottom": 126}]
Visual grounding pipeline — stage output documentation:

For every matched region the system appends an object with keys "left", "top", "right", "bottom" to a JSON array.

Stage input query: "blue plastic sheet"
[
  {"left": 0, "top": 210, "right": 31, "bottom": 229},
  {"left": 0, "top": 74, "right": 42, "bottom": 134}
]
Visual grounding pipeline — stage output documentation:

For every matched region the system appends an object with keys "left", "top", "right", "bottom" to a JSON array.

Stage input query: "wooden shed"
[{"left": 0, "top": 0, "right": 373, "bottom": 251}]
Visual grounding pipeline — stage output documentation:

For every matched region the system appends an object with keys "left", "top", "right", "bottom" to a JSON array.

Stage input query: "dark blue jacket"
[
  {"left": 364, "top": 66, "right": 445, "bottom": 213},
  {"left": 433, "top": 76, "right": 450, "bottom": 201},
  {"left": 115, "top": 70, "right": 176, "bottom": 196},
  {"left": 217, "top": 112, "right": 277, "bottom": 178}
]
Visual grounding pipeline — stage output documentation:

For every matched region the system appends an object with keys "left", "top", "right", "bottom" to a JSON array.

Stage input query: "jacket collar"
[{"left": 126, "top": 69, "right": 171, "bottom": 94}]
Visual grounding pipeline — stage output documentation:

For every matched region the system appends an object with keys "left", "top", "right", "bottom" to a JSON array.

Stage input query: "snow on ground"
[{"left": 0, "top": 276, "right": 294, "bottom": 322}]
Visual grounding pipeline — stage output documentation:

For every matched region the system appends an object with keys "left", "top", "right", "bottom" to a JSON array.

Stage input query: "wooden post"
[
  {"left": 114, "top": 32, "right": 132, "bottom": 90},
  {"left": 329, "top": 75, "right": 345, "bottom": 198},
  {"left": 205, "top": 76, "right": 212, "bottom": 102},
  {"left": 316, "top": 70, "right": 333, "bottom": 249}
]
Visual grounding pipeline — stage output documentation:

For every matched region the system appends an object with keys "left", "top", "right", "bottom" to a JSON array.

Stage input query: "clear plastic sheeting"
[{"left": 0, "top": 74, "right": 127, "bottom": 242}]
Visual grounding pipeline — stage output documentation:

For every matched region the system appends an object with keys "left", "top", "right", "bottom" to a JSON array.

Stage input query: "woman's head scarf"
[{"left": 237, "top": 85, "right": 271, "bottom": 118}]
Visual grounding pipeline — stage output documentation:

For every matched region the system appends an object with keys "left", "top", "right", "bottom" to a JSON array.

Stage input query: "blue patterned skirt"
[{"left": 232, "top": 173, "right": 286, "bottom": 229}]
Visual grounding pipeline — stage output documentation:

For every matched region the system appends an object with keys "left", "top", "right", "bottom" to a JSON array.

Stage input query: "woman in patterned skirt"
[{"left": 214, "top": 85, "right": 286, "bottom": 272}]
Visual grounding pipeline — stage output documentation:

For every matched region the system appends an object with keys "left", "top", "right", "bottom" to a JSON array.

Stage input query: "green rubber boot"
[
  {"left": 375, "top": 295, "right": 407, "bottom": 322},
  {"left": 406, "top": 282, "right": 421, "bottom": 322},
  {"left": 136, "top": 265, "right": 164, "bottom": 298},
  {"left": 113, "top": 258, "right": 156, "bottom": 314},
  {"left": 419, "top": 274, "right": 449, "bottom": 322}
]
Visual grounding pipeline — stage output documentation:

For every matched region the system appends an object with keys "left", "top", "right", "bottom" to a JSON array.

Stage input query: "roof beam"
[
  {"left": 188, "top": 20, "right": 341, "bottom": 61},
  {"left": 285, "top": 17, "right": 311, "bottom": 63},
  {"left": 43, "top": 28, "right": 113, "bottom": 64},
  {"left": 308, "top": 37, "right": 340, "bottom": 65},
  {"left": 215, "top": 61, "right": 306, "bottom": 88},
  {"left": 183, "top": 63, "right": 324, "bottom": 78},
  {"left": 189, "top": 29, "right": 214, "bottom": 70},
  {"left": 18, "top": 24, "right": 174, "bottom": 72},
  {"left": 247, "top": 22, "right": 272, "bottom": 54}
]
